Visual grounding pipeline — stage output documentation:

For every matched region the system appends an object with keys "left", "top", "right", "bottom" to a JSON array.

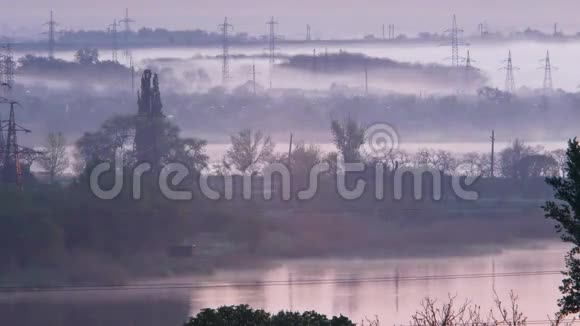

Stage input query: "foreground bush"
[{"left": 184, "top": 305, "right": 355, "bottom": 326}]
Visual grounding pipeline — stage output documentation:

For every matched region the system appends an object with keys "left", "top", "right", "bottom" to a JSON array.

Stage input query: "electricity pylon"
[
  {"left": 0, "top": 100, "right": 34, "bottom": 191},
  {"left": 218, "top": 17, "right": 234, "bottom": 86},
  {"left": 501, "top": 51, "right": 519, "bottom": 94},
  {"left": 441, "top": 14, "right": 468, "bottom": 67},
  {"left": 108, "top": 19, "right": 120, "bottom": 63},
  {"left": 540, "top": 50, "right": 556, "bottom": 94},
  {"left": 266, "top": 17, "right": 279, "bottom": 65},
  {"left": 119, "top": 8, "right": 135, "bottom": 59},
  {"left": 306, "top": 24, "right": 311, "bottom": 41},
  {"left": 266, "top": 17, "right": 279, "bottom": 89},
  {"left": 0, "top": 43, "right": 15, "bottom": 98},
  {"left": 43, "top": 10, "right": 58, "bottom": 59},
  {"left": 248, "top": 60, "right": 260, "bottom": 96}
]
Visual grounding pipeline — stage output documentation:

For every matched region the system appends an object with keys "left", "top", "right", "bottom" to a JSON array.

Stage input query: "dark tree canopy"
[{"left": 544, "top": 138, "right": 580, "bottom": 315}]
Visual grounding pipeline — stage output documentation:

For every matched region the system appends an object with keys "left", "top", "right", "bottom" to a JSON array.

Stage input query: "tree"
[
  {"left": 225, "top": 129, "right": 275, "bottom": 174},
  {"left": 515, "top": 154, "right": 558, "bottom": 178},
  {"left": 184, "top": 305, "right": 355, "bottom": 326},
  {"left": 74, "top": 48, "right": 99, "bottom": 65},
  {"left": 39, "top": 132, "right": 70, "bottom": 183},
  {"left": 431, "top": 150, "right": 458, "bottom": 174},
  {"left": 544, "top": 138, "right": 580, "bottom": 315},
  {"left": 135, "top": 69, "right": 164, "bottom": 169},
  {"left": 458, "top": 152, "right": 489, "bottom": 177},
  {"left": 499, "top": 139, "right": 538, "bottom": 178},
  {"left": 330, "top": 118, "right": 365, "bottom": 163},
  {"left": 75, "top": 114, "right": 136, "bottom": 169}
]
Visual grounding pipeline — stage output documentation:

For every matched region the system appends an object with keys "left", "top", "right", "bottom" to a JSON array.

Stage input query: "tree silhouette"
[{"left": 544, "top": 138, "right": 580, "bottom": 315}]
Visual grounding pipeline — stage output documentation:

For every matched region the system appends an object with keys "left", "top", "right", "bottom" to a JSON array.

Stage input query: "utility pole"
[
  {"left": 490, "top": 130, "right": 495, "bottom": 178},
  {"left": 306, "top": 24, "right": 311, "bottom": 41},
  {"left": 43, "top": 10, "right": 58, "bottom": 59},
  {"left": 364, "top": 64, "right": 369, "bottom": 95},
  {"left": 251, "top": 60, "right": 257, "bottom": 95},
  {"left": 502, "top": 50, "right": 518, "bottom": 94},
  {"left": 441, "top": 14, "right": 468, "bottom": 67},
  {"left": 119, "top": 8, "right": 135, "bottom": 59},
  {"left": 218, "top": 17, "right": 234, "bottom": 86},
  {"left": 109, "top": 19, "right": 119, "bottom": 63},
  {"left": 130, "top": 55, "right": 135, "bottom": 95},
  {"left": 288, "top": 133, "right": 293, "bottom": 166}
]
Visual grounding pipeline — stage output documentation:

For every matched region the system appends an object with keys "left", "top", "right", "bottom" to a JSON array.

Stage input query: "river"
[{"left": 0, "top": 241, "right": 569, "bottom": 326}]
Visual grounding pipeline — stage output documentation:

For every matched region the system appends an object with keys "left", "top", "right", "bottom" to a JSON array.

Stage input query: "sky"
[{"left": 2, "top": 0, "right": 580, "bottom": 39}]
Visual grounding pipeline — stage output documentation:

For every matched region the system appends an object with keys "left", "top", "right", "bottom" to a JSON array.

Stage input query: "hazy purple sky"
[{"left": 3, "top": 0, "right": 580, "bottom": 38}]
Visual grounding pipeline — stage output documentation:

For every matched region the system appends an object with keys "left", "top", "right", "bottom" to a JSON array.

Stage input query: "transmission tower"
[
  {"left": 1, "top": 100, "right": 34, "bottom": 191},
  {"left": 43, "top": 10, "right": 58, "bottom": 59},
  {"left": 306, "top": 24, "right": 312, "bottom": 41},
  {"left": 541, "top": 50, "right": 555, "bottom": 94},
  {"left": 441, "top": 15, "right": 468, "bottom": 67},
  {"left": 248, "top": 60, "right": 261, "bottom": 95},
  {"left": 501, "top": 51, "right": 518, "bottom": 94},
  {"left": 109, "top": 19, "right": 120, "bottom": 63},
  {"left": 465, "top": 50, "right": 473, "bottom": 70},
  {"left": 119, "top": 8, "right": 135, "bottom": 59},
  {"left": 218, "top": 17, "right": 234, "bottom": 86},
  {"left": 266, "top": 17, "right": 279, "bottom": 65},
  {"left": 0, "top": 43, "right": 15, "bottom": 98}
]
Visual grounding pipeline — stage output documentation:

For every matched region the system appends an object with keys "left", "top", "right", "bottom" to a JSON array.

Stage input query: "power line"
[{"left": 0, "top": 270, "right": 562, "bottom": 294}]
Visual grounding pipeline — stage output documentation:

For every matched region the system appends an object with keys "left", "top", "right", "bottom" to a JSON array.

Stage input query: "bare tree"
[
  {"left": 410, "top": 295, "right": 487, "bottom": 326},
  {"left": 40, "top": 131, "right": 70, "bottom": 183},
  {"left": 225, "top": 129, "right": 275, "bottom": 174},
  {"left": 491, "top": 290, "right": 527, "bottom": 326},
  {"left": 432, "top": 150, "right": 458, "bottom": 174}
]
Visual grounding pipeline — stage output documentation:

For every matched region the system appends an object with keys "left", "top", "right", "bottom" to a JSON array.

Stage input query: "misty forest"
[{"left": 3, "top": 3, "right": 580, "bottom": 326}]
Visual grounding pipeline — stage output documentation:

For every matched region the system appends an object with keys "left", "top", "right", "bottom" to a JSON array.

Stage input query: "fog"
[{"left": 2, "top": 5, "right": 580, "bottom": 326}]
